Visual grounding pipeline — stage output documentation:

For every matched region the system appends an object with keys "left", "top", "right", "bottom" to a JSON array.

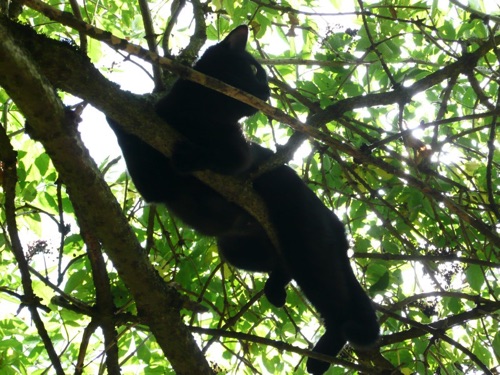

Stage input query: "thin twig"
[
  {"left": 68, "top": 0, "right": 87, "bottom": 52},
  {"left": 0, "top": 119, "right": 65, "bottom": 374},
  {"left": 137, "top": 0, "right": 164, "bottom": 91}
]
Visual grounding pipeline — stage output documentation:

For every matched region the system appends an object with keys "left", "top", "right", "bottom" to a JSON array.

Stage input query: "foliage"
[{"left": 0, "top": 0, "right": 499, "bottom": 374}]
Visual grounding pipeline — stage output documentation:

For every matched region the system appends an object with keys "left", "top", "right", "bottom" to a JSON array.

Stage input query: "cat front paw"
[
  {"left": 264, "top": 282, "right": 287, "bottom": 307},
  {"left": 264, "top": 271, "right": 290, "bottom": 307}
]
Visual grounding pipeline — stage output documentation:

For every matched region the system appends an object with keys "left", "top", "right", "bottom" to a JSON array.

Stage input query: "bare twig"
[
  {"left": 354, "top": 252, "right": 500, "bottom": 268},
  {"left": 81, "top": 222, "right": 120, "bottom": 375},
  {"left": 189, "top": 326, "right": 374, "bottom": 373},
  {"left": 162, "top": 0, "right": 185, "bottom": 57},
  {"left": 68, "top": 0, "right": 87, "bottom": 52},
  {"left": 137, "top": 0, "right": 164, "bottom": 91}
]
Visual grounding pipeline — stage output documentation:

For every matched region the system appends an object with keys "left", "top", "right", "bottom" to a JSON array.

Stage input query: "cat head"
[{"left": 193, "top": 25, "right": 271, "bottom": 118}]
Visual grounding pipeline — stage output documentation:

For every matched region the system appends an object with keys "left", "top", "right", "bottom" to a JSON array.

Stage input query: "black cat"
[
  {"left": 107, "top": 26, "right": 287, "bottom": 307},
  {"left": 107, "top": 25, "right": 379, "bottom": 374}
]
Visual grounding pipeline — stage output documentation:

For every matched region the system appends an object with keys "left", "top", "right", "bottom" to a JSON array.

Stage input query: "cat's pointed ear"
[{"left": 222, "top": 25, "right": 248, "bottom": 51}]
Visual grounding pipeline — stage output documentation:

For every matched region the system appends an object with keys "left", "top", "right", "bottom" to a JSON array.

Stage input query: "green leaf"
[
  {"left": 369, "top": 271, "right": 390, "bottom": 293},
  {"left": 34, "top": 153, "right": 49, "bottom": 176},
  {"left": 21, "top": 180, "right": 38, "bottom": 202},
  {"left": 473, "top": 339, "right": 492, "bottom": 366},
  {"left": 493, "top": 331, "right": 500, "bottom": 360},
  {"left": 465, "top": 265, "right": 484, "bottom": 292},
  {"left": 444, "top": 297, "right": 463, "bottom": 314}
]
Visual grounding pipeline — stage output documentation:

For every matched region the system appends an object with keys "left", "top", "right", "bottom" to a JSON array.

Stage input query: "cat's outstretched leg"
[
  {"left": 305, "top": 266, "right": 379, "bottom": 374},
  {"left": 306, "top": 327, "right": 347, "bottom": 375}
]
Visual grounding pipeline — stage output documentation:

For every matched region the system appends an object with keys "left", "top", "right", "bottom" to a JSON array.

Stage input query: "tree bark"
[{"left": 0, "top": 17, "right": 214, "bottom": 375}]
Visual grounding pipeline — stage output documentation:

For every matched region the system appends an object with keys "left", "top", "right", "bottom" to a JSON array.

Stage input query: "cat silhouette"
[{"left": 106, "top": 25, "right": 379, "bottom": 374}]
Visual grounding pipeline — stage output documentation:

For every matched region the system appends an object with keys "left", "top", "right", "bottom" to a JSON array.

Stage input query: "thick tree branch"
[
  {"left": 308, "top": 49, "right": 496, "bottom": 128},
  {"left": 0, "top": 20, "right": 213, "bottom": 375}
]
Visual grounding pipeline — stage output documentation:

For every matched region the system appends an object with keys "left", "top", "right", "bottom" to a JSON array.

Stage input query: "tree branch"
[
  {"left": 137, "top": 0, "right": 164, "bottom": 91},
  {"left": 379, "top": 305, "right": 497, "bottom": 374},
  {"left": 68, "top": 0, "right": 87, "bottom": 52},
  {"left": 189, "top": 326, "right": 375, "bottom": 373},
  {"left": 0, "top": 19, "right": 213, "bottom": 375},
  {"left": 81, "top": 223, "right": 120, "bottom": 375},
  {"left": 162, "top": 0, "right": 185, "bottom": 58},
  {"left": 0, "top": 14, "right": 284, "bottom": 253},
  {"left": 0, "top": 123, "right": 64, "bottom": 374},
  {"left": 354, "top": 252, "right": 500, "bottom": 268},
  {"left": 177, "top": 0, "right": 207, "bottom": 64},
  {"left": 16, "top": 0, "right": 310, "bottom": 133}
]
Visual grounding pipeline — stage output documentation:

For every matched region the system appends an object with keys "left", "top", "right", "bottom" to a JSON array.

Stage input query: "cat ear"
[{"left": 222, "top": 25, "right": 248, "bottom": 51}]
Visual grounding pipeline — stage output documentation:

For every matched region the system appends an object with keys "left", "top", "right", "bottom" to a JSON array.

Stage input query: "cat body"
[
  {"left": 109, "top": 25, "right": 268, "bottom": 232},
  {"left": 107, "top": 25, "right": 378, "bottom": 375},
  {"left": 107, "top": 26, "right": 285, "bottom": 306}
]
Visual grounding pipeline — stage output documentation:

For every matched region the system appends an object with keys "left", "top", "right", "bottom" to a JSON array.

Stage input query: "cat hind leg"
[{"left": 306, "top": 328, "right": 346, "bottom": 375}]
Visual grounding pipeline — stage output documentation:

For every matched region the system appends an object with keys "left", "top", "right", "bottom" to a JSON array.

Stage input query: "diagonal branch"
[
  {"left": 0, "top": 19, "right": 214, "bottom": 375},
  {"left": 17, "top": 0, "right": 310, "bottom": 133},
  {"left": 0, "top": 13, "right": 283, "bottom": 268}
]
